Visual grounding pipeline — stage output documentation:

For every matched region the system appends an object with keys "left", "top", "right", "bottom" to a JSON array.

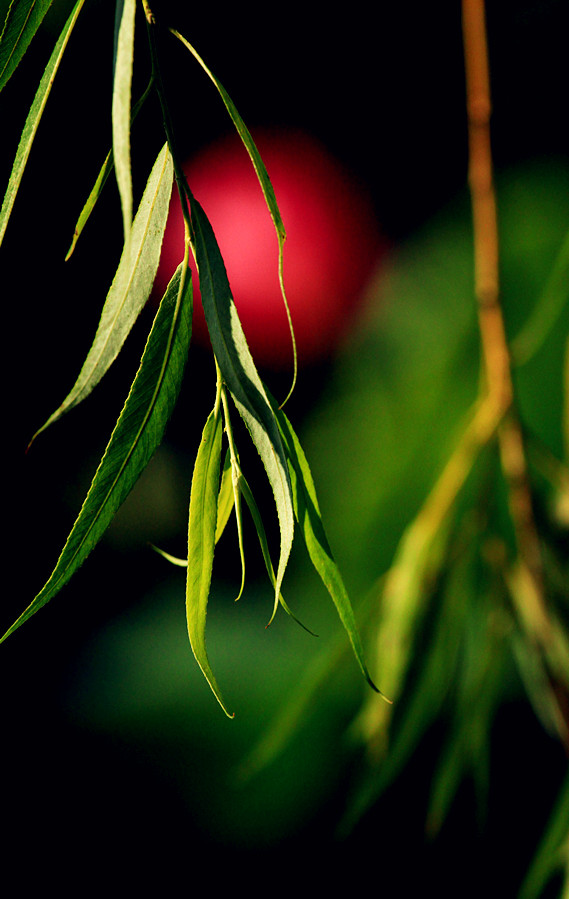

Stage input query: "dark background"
[{"left": 2, "top": 0, "right": 569, "bottom": 893}]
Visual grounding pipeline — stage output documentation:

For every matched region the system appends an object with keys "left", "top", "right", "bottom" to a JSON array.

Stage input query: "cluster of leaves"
[
  {"left": 0, "top": 0, "right": 382, "bottom": 716},
  {"left": 236, "top": 161, "right": 569, "bottom": 891}
]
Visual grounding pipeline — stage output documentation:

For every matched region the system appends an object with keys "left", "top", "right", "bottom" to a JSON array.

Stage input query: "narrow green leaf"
[
  {"left": 171, "top": 28, "right": 297, "bottom": 396},
  {"left": 189, "top": 195, "right": 295, "bottom": 612},
  {"left": 65, "top": 148, "right": 114, "bottom": 261},
  {"left": 238, "top": 471, "right": 316, "bottom": 635},
  {"left": 0, "top": 0, "right": 53, "bottom": 91},
  {"left": 150, "top": 545, "right": 188, "bottom": 568},
  {"left": 186, "top": 401, "right": 233, "bottom": 717},
  {"left": 273, "top": 400, "right": 380, "bottom": 694},
  {"left": 220, "top": 388, "right": 246, "bottom": 600},
  {"left": 112, "top": 0, "right": 136, "bottom": 241},
  {"left": 65, "top": 76, "right": 155, "bottom": 261},
  {"left": 1, "top": 262, "right": 193, "bottom": 643},
  {"left": 215, "top": 449, "right": 235, "bottom": 543},
  {"left": 0, "top": 0, "right": 85, "bottom": 247},
  {"left": 33, "top": 143, "right": 174, "bottom": 441}
]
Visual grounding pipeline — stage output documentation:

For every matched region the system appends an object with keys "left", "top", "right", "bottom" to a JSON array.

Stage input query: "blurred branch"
[{"left": 462, "top": 0, "right": 569, "bottom": 738}]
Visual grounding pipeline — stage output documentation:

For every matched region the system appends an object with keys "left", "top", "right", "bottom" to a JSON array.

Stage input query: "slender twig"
[{"left": 462, "top": 0, "right": 554, "bottom": 655}]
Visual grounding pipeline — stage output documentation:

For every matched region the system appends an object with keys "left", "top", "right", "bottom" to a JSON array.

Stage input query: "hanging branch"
[{"left": 462, "top": 0, "right": 569, "bottom": 728}]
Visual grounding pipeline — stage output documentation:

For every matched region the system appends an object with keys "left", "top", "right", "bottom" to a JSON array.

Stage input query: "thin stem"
[{"left": 462, "top": 0, "right": 551, "bottom": 649}]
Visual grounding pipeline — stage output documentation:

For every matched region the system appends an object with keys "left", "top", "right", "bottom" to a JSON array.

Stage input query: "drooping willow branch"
[{"left": 462, "top": 0, "right": 567, "bottom": 721}]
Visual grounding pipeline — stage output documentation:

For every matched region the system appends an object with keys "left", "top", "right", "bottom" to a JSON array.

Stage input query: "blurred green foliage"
[{"left": 66, "top": 158, "right": 569, "bottom": 891}]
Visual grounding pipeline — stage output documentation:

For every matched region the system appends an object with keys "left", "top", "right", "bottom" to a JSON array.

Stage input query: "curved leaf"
[
  {"left": 171, "top": 28, "right": 297, "bottom": 395},
  {"left": 273, "top": 399, "right": 380, "bottom": 694},
  {"left": 65, "top": 77, "right": 155, "bottom": 261},
  {"left": 0, "top": 0, "right": 53, "bottom": 92},
  {"left": 215, "top": 448, "right": 235, "bottom": 543},
  {"left": 0, "top": 0, "right": 86, "bottom": 247},
  {"left": 1, "top": 262, "right": 193, "bottom": 643},
  {"left": 237, "top": 471, "right": 316, "bottom": 635},
  {"left": 189, "top": 195, "right": 295, "bottom": 612},
  {"left": 33, "top": 142, "right": 174, "bottom": 441},
  {"left": 186, "top": 401, "right": 233, "bottom": 717}
]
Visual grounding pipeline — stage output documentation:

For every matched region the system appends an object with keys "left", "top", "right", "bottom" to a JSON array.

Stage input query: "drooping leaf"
[
  {"left": 0, "top": 0, "right": 86, "bottom": 247},
  {"left": 112, "top": 0, "right": 136, "bottom": 241},
  {"left": 171, "top": 28, "right": 297, "bottom": 394},
  {"left": 189, "top": 195, "right": 295, "bottom": 613},
  {"left": 0, "top": 262, "right": 192, "bottom": 643},
  {"left": 32, "top": 142, "right": 174, "bottom": 441},
  {"left": 0, "top": 0, "right": 53, "bottom": 91},
  {"left": 185, "top": 401, "right": 233, "bottom": 717},
  {"left": 220, "top": 389, "right": 246, "bottom": 600},
  {"left": 65, "top": 76, "right": 155, "bottom": 261},
  {"left": 150, "top": 545, "right": 187, "bottom": 568},
  {"left": 215, "top": 449, "right": 235, "bottom": 543},
  {"left": 237, "top": 470, "right": 315, "bottom": 634},
  {"left": 65, "top": 148, "right": 113, "bottom": 261},
  {"left": 272, "top": 399, "right": 379, "bottom": 694}
]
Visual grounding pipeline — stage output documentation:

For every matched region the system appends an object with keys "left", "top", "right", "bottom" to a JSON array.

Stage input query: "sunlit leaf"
[
  {"left": 65, "top": 149, "right": 113, "bottom": 261},
  {"left": 189, "top": 195, "right": 295, "bottom": 613},
  {"left": 237, "top": 470, "right": 315, "bottom": 635},
  {"left": 0, "top": 0, "right": 53, "bottom": 91},
  {"left": 150, "top": 545, "right": 187, "bottom": 568},
  {"left": 32, "top": 142, "right": 173, "bottom": 441},
  {"left": 215, "top": 449, "right": 235, "bottom": 543},
  {"left": 0, "top": 0, "right": 86, "bottom": 246},
  {"left": 273, "top": 399, "right": 379, "bottom": 694},
  {"left": 171, "top": 28, "right": 297, "bottom": 396},
  {"left": 112, "top": 0, "right": 136, "bottom": 241},
  {"left": 1, "top": 262, "right": 192, "bottom": 643},
  {"left": 65, "top": 76, "right": 155, "bottom": 261},
  {"left": 186, "top": 400, "right": 233, "bottom": 717}
]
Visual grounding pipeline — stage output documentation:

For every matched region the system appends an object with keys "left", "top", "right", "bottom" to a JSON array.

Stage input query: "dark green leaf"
[
  {"left": 237, "top": 470, "right": 316, "bottom": 634},
  {"left": 273, "top": 400, "right": 379, "bottom": 694},
  {"left": 189, "top": 196, "right": 295, "bottom": 612},
  {"left": 0, "top": 0, "right": 53, "bottom": 91},
  {"left": 1, "top": 262, "right": 192, "bottom": 643}
]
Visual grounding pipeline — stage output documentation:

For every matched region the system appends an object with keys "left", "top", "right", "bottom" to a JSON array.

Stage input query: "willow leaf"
[
  {"left": 220, "top": 389, "right": 246, "bottom": 600},
  {"left": 273, "top": 400, "right": 379, "bottom": 694},
  {"left": 171, "top": 28, "right": 297, "bottom": 393},
  {"left": 189, "top": 195, "right": 294, "bottom": 611},
  {"left": 186, "top": 402, "right": 233, "bottom": 717},
  {"left": 237, "top": 471, "right": 315, "bottom": 635},
  {"left": 215, "top": 449, "right": 235, "bottom": 543},
  {"left": 112, "top": 0, "right": 136, "bottom": 241},
  {"left": 0, "top": 0, "right": 53, "bottom": 91},
  {"left": 0, "top": 263, "right": 192, "bottom": 644},
  {"left": 0, "top": 0, "right": 85, "bottom": 247},
  {"left": 33, "top": 143, "right": 173, "bottom": 441},
  {"left": 150, "top": 545, "right": 187, "bottom": 568},
  {"left": 65, "top": 148, "right": 113, "bottom": 261},
  {"left": 65, "top": 77, "right": 154, "bottom": 261}
]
